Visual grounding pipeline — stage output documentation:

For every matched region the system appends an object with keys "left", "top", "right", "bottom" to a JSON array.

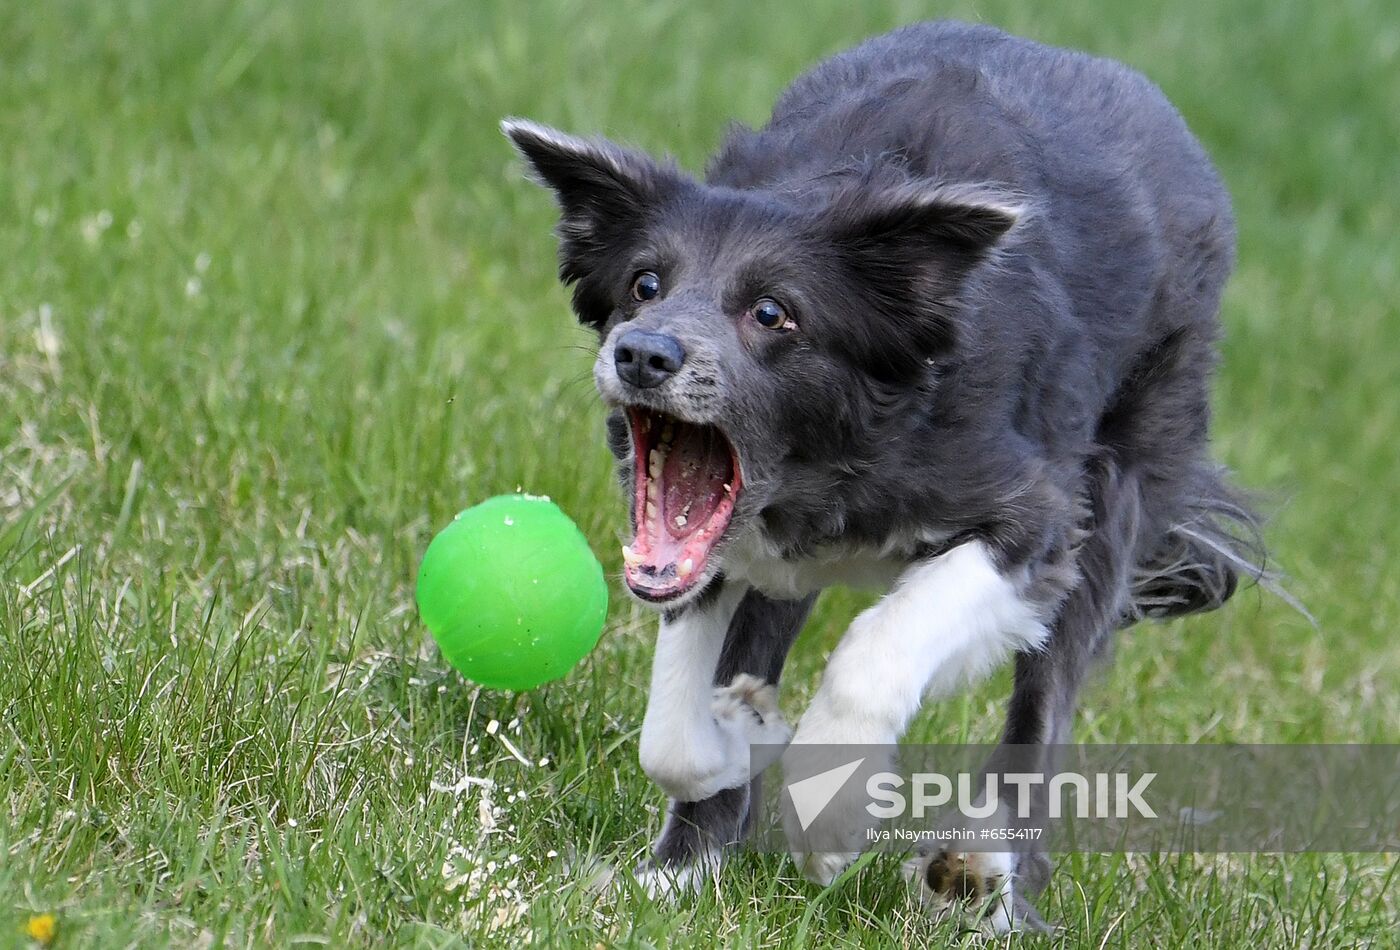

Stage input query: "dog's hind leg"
[
  {"left": 633, "top": 584, "right": 814, "bottom": 896},
  {"left": 909, "top": 458, "right": 1142, "bottom": 932}
]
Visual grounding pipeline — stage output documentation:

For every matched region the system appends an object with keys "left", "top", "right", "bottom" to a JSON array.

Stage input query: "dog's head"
[{"left": 504, "top": 119, "right": 1020, "bottom": 607}]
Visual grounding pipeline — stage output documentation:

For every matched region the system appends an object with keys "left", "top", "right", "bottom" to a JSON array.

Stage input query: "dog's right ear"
[
  {"left": 502, "top": 118, "right": 686, "bottom": 327},
  {"left": 815, "top": 182, "right": 1025, "bottom": 380}
]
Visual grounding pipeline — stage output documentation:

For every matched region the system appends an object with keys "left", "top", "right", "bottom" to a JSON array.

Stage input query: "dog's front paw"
[
  {"left": 586, "top": 853, "right": 720, "bottom": 903},
  {"left": 629, "top": 851, "right": 721, "bottom": 901},
  {"left": 905, "top": 848, "right": 1051, "bottom": 933},
  {"left": 790, "top": 848, "right": 860, "bottom": 887},
  {"left": 781, "top": 787, "right": 869, "bottom": 885},
  {"left": 779, "top": 747, "right": 889, "bottom": 885},
  {"left": 712, "top": 673, "right": 791, "bottom": 771}
]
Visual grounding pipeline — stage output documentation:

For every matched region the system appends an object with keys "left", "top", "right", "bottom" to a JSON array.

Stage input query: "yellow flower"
[{"left": 25, "top": 913, "right": 57, "bottom": 945}]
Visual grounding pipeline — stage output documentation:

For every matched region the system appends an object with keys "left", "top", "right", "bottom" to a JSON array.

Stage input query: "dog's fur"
[{"left": 505, "top": 21, "right": 1262, "bottom": 929}]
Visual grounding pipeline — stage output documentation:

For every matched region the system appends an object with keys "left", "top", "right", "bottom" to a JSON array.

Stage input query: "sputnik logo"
[{"left": 785, "top": 757, "right": 866, "bottom": 831}]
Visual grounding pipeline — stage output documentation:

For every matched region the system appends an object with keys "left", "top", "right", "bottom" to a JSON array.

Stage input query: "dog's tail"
[
  {"left": 1126, "top": 464, "right": 1266, "bottom": 620},
  {"left": 1097, "top": 327, "right": 1308, "bottom": 625}
]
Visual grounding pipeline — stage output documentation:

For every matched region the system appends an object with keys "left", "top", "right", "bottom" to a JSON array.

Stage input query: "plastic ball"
[{"left": 415, "top": 494, "right": 607, "bottom": 691}]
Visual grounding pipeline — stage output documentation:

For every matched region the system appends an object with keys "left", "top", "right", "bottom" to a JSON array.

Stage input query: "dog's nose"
[{"left": 613, "top": 330, "right": 686, "bottom": 389}]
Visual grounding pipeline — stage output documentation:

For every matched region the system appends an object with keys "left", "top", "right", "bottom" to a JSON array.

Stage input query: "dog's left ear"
[
  {"left": 502, "top": 118, "right": 688, "bottom": 327},
  {"left": 824, "top": 181, "right": 1022, "bottom": 264},
  {"left": 820, "top": 183, "right": 1024, "bottom": 376}
]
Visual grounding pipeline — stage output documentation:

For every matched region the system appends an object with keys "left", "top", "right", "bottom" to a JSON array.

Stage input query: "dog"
[{"left": 504, "top": 20, "right": 1262, "bottom": 930}]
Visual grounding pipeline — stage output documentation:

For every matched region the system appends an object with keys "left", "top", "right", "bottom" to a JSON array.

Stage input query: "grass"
[{"left": 1, "top": 0, "right": 1397, "bottom": 945}]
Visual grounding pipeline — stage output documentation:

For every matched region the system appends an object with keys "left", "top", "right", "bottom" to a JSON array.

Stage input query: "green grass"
[{"left": 2, "top": 0, "right": 1397, "bottom": 945}]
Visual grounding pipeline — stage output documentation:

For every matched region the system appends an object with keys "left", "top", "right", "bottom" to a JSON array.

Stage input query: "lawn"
[{"left": 2, "top": 0, "right": 1397, "bottom": 946}]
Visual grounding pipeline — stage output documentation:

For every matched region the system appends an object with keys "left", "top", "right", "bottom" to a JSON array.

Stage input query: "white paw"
[
  {"left": 631, "top": 852, "right": 719, "bottom": 901},
  {"left": 779, "top": 745, "right": 891, "bottom": 886},
  {"left": 712, "top": 673, "right": 791, "bottom": 771},
  {"left": 586, "top": 851, "right": 721, "bottom": 903},
  {"left": 781, "top": 771, "right": 871, "bottom": 885},
  {"left": 905, "top": 848, "right": 1020, "bottom": 933},
  {"left": 790, "top": 849, "right": 859, "bottom": 887}
]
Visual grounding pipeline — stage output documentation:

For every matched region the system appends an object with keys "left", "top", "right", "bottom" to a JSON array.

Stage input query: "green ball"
[{"left": 415, "top": 495, "right": 607, "bottom": 691}]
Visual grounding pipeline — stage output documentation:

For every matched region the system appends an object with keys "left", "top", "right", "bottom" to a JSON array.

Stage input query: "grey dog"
[{"left": 504, "top": 20, "right": 1262, "bottom": 930}]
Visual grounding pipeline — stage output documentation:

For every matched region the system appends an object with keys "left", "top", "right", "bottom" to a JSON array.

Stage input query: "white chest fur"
[{"left": 723, "top": 532, "right": 938, "bottom": 599}]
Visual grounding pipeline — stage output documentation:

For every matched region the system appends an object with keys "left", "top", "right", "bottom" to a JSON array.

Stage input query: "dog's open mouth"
[{"left": 622, "top": 407, "right": 741, "bottom": 603}]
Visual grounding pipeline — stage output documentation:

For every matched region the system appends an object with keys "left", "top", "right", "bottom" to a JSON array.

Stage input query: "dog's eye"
[
  {"left": 631, "top": 271, "right": 661, "bottom": 302},
  {"left": 750, "top": 297, "right": 794, "bottom": 331}
]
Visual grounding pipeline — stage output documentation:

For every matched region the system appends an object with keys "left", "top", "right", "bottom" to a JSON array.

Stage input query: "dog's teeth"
[
  {"left": 673, "top": 514, "right": 687, "bottom": 528},
  {"left": 621, "top": 544, "right": 643, "bottom": 567},
  {"left": 648, "top": 448, "right": 663, "bottom": 479},
  {"left": 678, "top": 558, "right": 694, "bottom": 578},
  {"left": 646, "top": 501, "right": 659, "bottom": 522},
  {"left": 722, "top": 482, "right": 733, "bottom": 493}
]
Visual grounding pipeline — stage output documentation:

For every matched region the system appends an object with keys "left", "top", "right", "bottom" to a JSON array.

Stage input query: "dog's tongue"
[
  {"left": 662, "top": 424, "right": 729, "bottom": 538},
  {"left": 623, "top": 414, "right": 741, "bottom": 600}
]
